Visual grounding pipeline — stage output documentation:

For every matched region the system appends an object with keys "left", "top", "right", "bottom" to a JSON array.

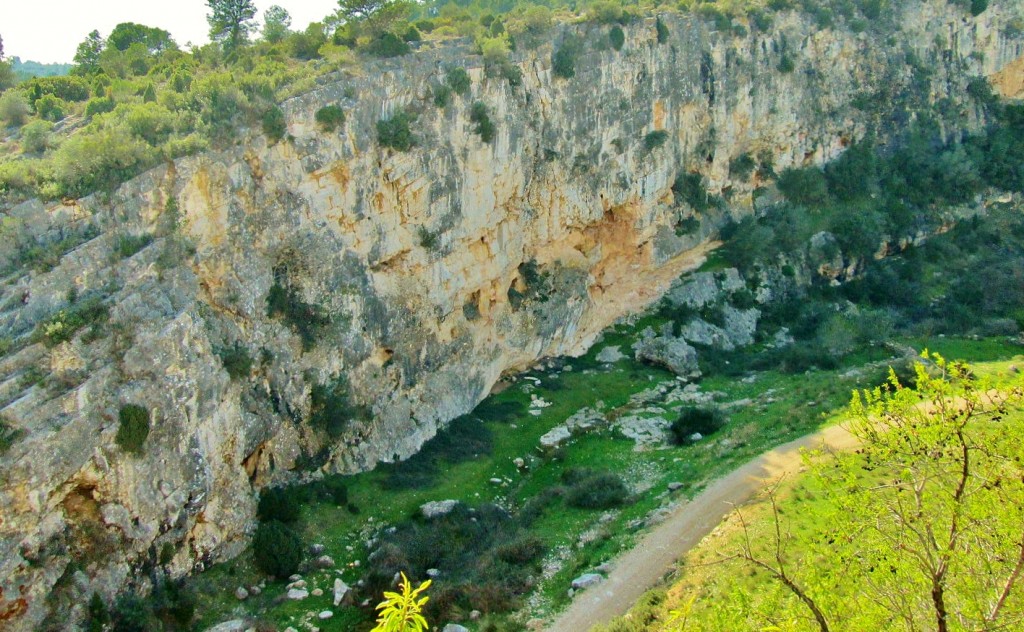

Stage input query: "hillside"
[{"left": 0, "top": 0, "right": 1023, "bottom": 630}]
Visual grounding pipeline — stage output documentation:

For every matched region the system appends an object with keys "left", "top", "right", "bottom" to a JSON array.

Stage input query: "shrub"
[
  {"left": 309, "top": 375, "right": 363, "bottom": 438},
  {"left": 643, "top": 130, "right": 669, "bottom": 151},
  {"left": 111, "top": 593, "right": 153, "bottom": 632},
  {"left": 262, "top": 106, "right": 286, "bottom": 143},
  {"left": 257, "top": 487, "right": 300, "bottom": 523},
  {"left": 216, "top": 343, "right": 253, "bottom": 379},
  {"left": 23, "top": 75, "right": 91, "bottom": 102},
  {"left": 777, "top": 167, "right": 830, "bottom": 207},
  {"left": 116, "top": 404, "right": 151, "bottom": 455},
  {"left": 150, "top": 578, "right": 195, "bottom": 628},
  {"left": 49, "top": 127, "right": 156, "bottom": 198},
  {"left": 470, "top": 101, "right": 496, "bottom": 143},
  {"left": 266, "top": 268, "right": 331, "bottom": 351},
  {"left": 729, "top": 153, "right": 757, "bottom": 180},
  {"left": 315, "top": 104, "right": 346, "bottom": 132},
  {"left": 252, "top": 520, "right": 304, "bottom": 578},
  {"left": 609, "top": 26, "right": 625, "bottom": 51},
  {"left": 970, "top": 0, "right": 988, "bottom": 15},
  {"left": 433, "top": 84, "right": 451, "bottom": 108},
  {"left": 669, "top": 407, "right": 726, "bottom": 444},
  {"left": 34, "top": 94, "right": 67, "bottom": 121},
  {"left": 0, "top": 91, "right": 30, "bottom": 127},
  {"left": 34, "top": 296, "right": 109, "bottom": 347},
  {"left": 0, "top": 415, "right": 24, "bottom": 455},
  {"left": 84, "top": 95, "right": 116, "bottom": 117},
  {"left": 673, "top": 172, "right": 711, "bottom": 211},
  {"left": 446, "top": 67, "right": 472, "bottom": 96},
  {"left": 591, "top": 0, "right": 624, "bottom": 23},
  {"left": 778, "top": 54, "right": 795, "bottom": 73},
  {"left": 656, "top": 17, "right": 670, "bottom": 43},
  {"left": 403, "top": 26, "right": 422, "bottom": 42},
  {"left": 377, "top": 109, "right": 416, "bottom": 151},
  {"left": 308, "top": 475, "right": 349, "bottom": 505},
  {"left": 552, "top": 39, "right": 580, "bottom": 79},
  {"left": 86, "top": 592, "right": 110, "bottom": 632},
  {"left": 20, "top": 120, "right": 53, "bottom": 153},
  {"left": 563, "top": 469, "right": 630, "bottom": 509},
  {"left": 115, "top": 233, "right": 153, "bottom": 258},
  {"left": 363, "top": 32, "right": 410, "bottom": 58}
]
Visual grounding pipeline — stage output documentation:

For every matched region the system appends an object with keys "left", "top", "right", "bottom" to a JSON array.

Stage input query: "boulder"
[
  {"left": 633, "top": 336, "right": 700, "bottom": 378},
  {"left": 311, "top": 588, "right": 324, "bottom": 597},
  {"left": 203, "top": 620, "right": 248, "bottom": 632},
  {"left": 571, "top": 573, "right": 603, "bottom": 590},
  {"left": 595, "top": 345, "right": 626, "bottom": 363},
  {"left": 286, "top": 588, "right": 309, "bottom": 600},
  {"left": 318, "top": 611, "right": 334, "bottom": 620},
  {"left": 315, "top": 555, "right": 335, "bottom": 569},
  {"left": 442, "top": 625, "right": 470, "bottom": 632},
  {"left": 333, "top": 578, "right": 351, "bottom": 607},
  {"left": 539, "top": 426, "right": 571, "bottom": 449},
  {"left": 234, "top": 587, "right": 248, "bottom": 601},
  {"left": 420, "top": 499, "right": 459, "bottom": 519}
]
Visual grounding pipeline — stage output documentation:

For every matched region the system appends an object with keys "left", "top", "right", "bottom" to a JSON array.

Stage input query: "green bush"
[
  {"left": 552, "top": 39, "right": 580, "bottom": 79},
  {"left": 643, "top": 130, "right": 669, "bottom": 151},
  {"left": 20, "top": 120, "right": 53, "bottom": 153},
  {"left": 34, "top": 94, "right": 67, "bottom": 121},
  {"left": 563, "top": 468, "right": 630, "bottom": 509},
  {"left": 446, "top": 67, "right": 472, "bottom": 96},
  {"left": 363, "top": 32, "right": 410, "bottom": 58},
  {"left": 308, "top": 475, "right": 349, "bottom": 506},
  {"left": 86, "top": 592, "right": 110, "bottom": 632},
  {"left": 609, "top": 26, "right": 625, "bottom": 51},
  {"left": 309, "top": 375, "right": 363, "bottom": 438},
  {"left": 669, "top": 407, "right": 726, "bottom": 445},
  {"left": 34, "top": 295, "right": 109, "bottom": 347},
  {"left": 673, "top": 172, "right": 712, "bottom": 211},
  {"left": 970, "top": 0, "right": 988, "bottom": 15},
  {"left": 252, "top": 520, "right": 304, "bottom": 578},
  {"left": 656, "top": 17, "right": 670, "bottom": 43},
  {"left": 216, "top": 343, "right": 253, "bottom": 379},
  {"left": 403, "top": 26, "right": 422, "bottom": 42},
  {"left": 778, "top": 54, "right": 795, "bottom": 73},
  {"left": 115, "top": 233, "right": 153, "bottom": 259},
  {"left": 116, "top": 404, "right": 151, "bottom": 455},
  {"left": 315, "top": 104, "right": 346, "bottom": 132},
  {"left": 433, "top": 84, "right": 452, "bottom": 108},
  {"left": 362, "top": 503, "right": 543, "bottom": 624},
  {"left": 266, "top": 268, "right": 331, "bottom": 351},
  {"left": 262, "top": 106, "right": 286, "bottom": 143},
  {"left": 0, "top": 415, "right": 24, "bottom": 455},
  {"left": 257, "top": 487, "right": 300, "bottom": 523},
  {"left": 777, "top": 167, "right": 830, "bottom": 207},
  {"left": 729, "top": 153, "right": 757, "bottom": 180},
  {"left": 470, "top": 101, "right": 496, "bottom": 143},
  {"left": 376, "top": 109, "right": 416, "bottom": 151},
  {"left": 84, "top": 95, "right": 116, "bottom": 117},
  {"left": 23, "top": 75, "right": 91, "bottom": 102},
  {"left": 0, "top": 91, "right": 30, "bottom": 127},
  {"left": 49, "top": 127, "right": 157, "bottom": 198}
]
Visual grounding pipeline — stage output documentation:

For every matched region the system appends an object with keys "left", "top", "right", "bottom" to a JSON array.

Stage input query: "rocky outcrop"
[{"left": 0, "top": 1, "right": 1021, "bottom": 627}]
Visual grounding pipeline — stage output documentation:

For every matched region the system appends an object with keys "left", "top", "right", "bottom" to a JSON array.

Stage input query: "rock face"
[{"left": 0, "top": 2, "right": 1021, "bottom": 628}]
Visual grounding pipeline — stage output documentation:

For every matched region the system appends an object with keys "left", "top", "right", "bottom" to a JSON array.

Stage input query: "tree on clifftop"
[
  {"left": 206, "top": 0, "right": 257, "bottom": 52},
  {"left": 338, "top": 0, "right": 412, "bottom": 36}
]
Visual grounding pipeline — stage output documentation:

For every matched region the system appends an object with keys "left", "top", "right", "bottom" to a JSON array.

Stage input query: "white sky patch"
[{"left": 1, "top": 0, "right": 340, "bottom": 64}]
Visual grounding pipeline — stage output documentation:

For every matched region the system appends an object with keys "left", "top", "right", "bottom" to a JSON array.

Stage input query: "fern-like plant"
[{"left": 371, "top": 573, "right": 431, "bottom": 632}]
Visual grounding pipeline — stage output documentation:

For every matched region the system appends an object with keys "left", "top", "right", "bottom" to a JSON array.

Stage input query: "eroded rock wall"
[{"left": 0, "top": 1, "right": 1021, "bottom": 627}]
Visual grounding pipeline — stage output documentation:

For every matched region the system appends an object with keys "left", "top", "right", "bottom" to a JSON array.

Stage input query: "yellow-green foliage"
[
  {"left": 612, "top": 356, "right": 1024, "bottom": 631},
  {"left": 372, "top": 573, "right": 431, "bottom": 632}
]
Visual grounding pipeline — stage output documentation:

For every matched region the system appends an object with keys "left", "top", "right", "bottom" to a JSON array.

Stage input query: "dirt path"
[{"left": 545, "top": 423, "right": 860, "bottom": 632}]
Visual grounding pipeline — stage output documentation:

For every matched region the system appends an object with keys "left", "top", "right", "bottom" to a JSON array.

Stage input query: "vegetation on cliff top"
[{"left": 0, "top": 0, "right": 993, "bottom": 203}]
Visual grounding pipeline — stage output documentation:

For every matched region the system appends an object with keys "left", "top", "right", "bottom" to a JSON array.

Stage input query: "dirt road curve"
[{"left": 545, "top": 424, "right": 860, "bottom": 632}]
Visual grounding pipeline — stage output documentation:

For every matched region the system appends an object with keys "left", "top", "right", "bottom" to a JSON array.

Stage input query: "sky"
[{"left": 0, "top": 0, "right": 341, "bottom": 64}]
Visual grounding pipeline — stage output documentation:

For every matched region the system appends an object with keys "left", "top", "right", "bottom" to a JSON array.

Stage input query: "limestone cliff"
[{"left": 0, "top": 1, "right": 1021, "bottom": 627}]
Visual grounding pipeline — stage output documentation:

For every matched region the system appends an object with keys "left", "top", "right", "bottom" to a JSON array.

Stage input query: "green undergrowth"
[{"left": 189, "top": 310, "right": 1023, "bottom": 631}]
